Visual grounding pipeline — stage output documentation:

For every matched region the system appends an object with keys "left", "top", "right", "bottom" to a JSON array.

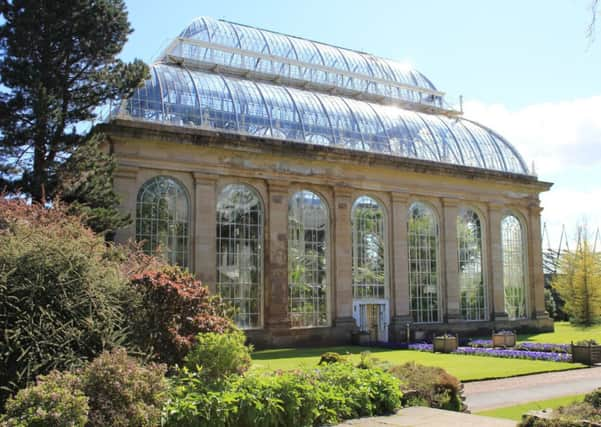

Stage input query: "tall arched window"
[
  {"left": 351, "top": 196, "right": 386, "bottom": 299},
  {"left": 502, "top": 215, "right": 527, "bottom": 319},
  {"left": 409, "top": 202, "right": 440, "bottom": 323},
  {"left": 216, "top": 184, "right": 263, "bottom": 328},
  {"left": 288, "top": 191, "right": 329, "bottom": 328},
  {"left": 457, "top": 208, "right": 487, "bottom": 320},
  {"left": 136, "top": 176, "right": 189, "bottom": 267}
]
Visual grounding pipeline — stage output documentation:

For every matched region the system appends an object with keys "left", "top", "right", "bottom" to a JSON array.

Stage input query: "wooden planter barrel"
[
  {"left": 571, "top": 343, "right": 601, "bottom": 365},
  {"left": 492, "top": 332, "right": 516, "bottom": 348},
  {"left": 433, "top": 336, "right": 458, "bottom": 353}
]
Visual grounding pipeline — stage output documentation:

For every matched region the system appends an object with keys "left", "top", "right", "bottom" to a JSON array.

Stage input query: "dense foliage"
[
  {"left": 552, "top": 228, "right": 601, "bottom": 325},
  {"left": 165, "top": 362, "right": 402, "bottom": 427},
  {"left": 184, "top": 331, "right": 251, "bottom": 385},
  {"left": 0, "top": 199, "right": 128, "bottom": 407},
  {"left": 388, "top": 362, "right": 466, "bottom": 412},
  {"left": 0, "top": 349, "right": 167, "bottom": 427},
  {"left": 1, "top": 371, "right": 89, "bottom": 427},
  {"left": 127, "top": 266, "right": 234, "bottom": 365},
  {"left": 0, "top": 0, "right": 148, "bottom": 207}
]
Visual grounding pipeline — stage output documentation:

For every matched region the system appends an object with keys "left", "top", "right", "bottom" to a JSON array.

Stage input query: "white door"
[{"left": 352, "top": 300, "right": 389, "bottom": 342}]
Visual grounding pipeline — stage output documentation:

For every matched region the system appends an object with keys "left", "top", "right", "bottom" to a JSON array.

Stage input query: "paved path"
[
  {"left": 465, "top": 366, "right": 601, "bottom": 412},
  {"left": 336, "top": 407, "right": 515, "bottom": 426}
]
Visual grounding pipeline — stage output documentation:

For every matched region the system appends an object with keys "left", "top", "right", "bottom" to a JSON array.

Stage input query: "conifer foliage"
[{"left": 0, "top": 0, "right": 148, "bottom": 212}]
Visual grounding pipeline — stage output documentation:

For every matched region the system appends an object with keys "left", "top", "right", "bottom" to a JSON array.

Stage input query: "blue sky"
[{"left": 121, "top": 0, "right": 601, "bottom": 248}]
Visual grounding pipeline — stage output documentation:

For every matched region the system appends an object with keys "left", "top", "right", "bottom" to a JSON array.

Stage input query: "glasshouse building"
[{"left": 102, "top": 16, "right": 553, "bottom": 346}]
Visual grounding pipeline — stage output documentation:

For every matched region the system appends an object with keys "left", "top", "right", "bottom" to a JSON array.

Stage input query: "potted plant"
[
  {"left": 571, "top": 340, "right": 601, "bottom": 365},
  {"left": 433, "top": 334, "right": 458, "bottom": 353},
  {"left": 492, "top": 330, "right": 516, "bottom": 348}
]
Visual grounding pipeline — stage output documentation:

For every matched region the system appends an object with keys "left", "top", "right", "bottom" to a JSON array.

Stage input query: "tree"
[
  {"left": 0, "top": 0, "right": 148, "bottom": 204},
  {"left": 553, "top": 226, "right": 601, "bottom": 325}
]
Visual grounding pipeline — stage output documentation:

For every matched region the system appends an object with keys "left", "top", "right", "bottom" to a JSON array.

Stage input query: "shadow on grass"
[{"left": 252, "top": 345, "right": 392, "bottom": 361}]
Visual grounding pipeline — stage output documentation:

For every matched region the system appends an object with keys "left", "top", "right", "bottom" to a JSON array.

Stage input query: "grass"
[
  {"left": 475, "top": 394, "right": 585, "bottom": 421},
  {"left": 252, "top": 346, "right": 583, "bottom": 382},
  {"left": 517, "top": 321, "right": 601, "bottom": 344}
]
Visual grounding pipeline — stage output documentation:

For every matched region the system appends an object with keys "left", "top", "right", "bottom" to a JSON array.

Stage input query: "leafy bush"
[
  {"left": 126, "top": 266, "right": 234, "bottom": 365},
  {"left": 79, "top": 348, "right": 168, "bottom": 427},
  {"left": 0, "top": 198, "right": 129, "bottom": 408},
  {"left": 164, "top": 363, "right": 402, "bottom": 427},
  {"left": 585, "top": 387, "right": 601, "bottom": 408},
  {"left": 388, "top": 362, "right": 466, "bottom": 412},
  {"left": 318, "top": 352, "right": 346, "bottom": 365},
  {"left": 518, "top": 389, "right": 601, "bottom": 426},
  {"left": 1, "top": 371, "right": 88, "bottom": 427},
  {"left": 184, "top": 330, "right": 252, "bottom": 384}
]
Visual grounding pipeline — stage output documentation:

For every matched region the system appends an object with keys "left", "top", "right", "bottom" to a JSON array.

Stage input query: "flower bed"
[
  {"left": 467, "top": 340, "right": 570, "bottom": 354},
  {"left": 408, "top": 342, "right": 572, "bottom": 362}
]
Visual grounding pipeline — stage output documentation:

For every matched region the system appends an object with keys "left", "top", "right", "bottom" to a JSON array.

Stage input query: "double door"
[{"left": 352, "top": 300, "right": 389, "bottom": 342}]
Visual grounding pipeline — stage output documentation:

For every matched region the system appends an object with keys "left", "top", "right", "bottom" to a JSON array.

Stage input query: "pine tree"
[
  {"left": 553, "top": 227, "right": 601, "bottom": 325},
  {"left": 0, "top": 0, "right": 148, "bottom": 206}
]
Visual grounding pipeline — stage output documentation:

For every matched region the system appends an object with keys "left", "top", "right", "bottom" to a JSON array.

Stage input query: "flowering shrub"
[
  {"left": 127, "top": 266, "right": 234, "bottom": 365},
  {"left": 165, "top": 363, "right": 402, "bottom": 427},
  {"left": 1, "top": 371, "right": 89, "bottom": 427},
  {"left": 80, "top": 348, "right": 168, "bottom": 427}
]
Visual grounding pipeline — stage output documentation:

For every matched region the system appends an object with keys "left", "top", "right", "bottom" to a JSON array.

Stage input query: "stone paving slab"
[
  {"left": 464, "top": 366, "right": 601, "bottom": 412},
  {"left": 335, "top": 407, "right": 516, "bottom": 426}
]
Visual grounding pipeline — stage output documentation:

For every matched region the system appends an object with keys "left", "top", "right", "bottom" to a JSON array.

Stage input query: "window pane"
[
  {"left": 135, "top": 176, "right": 189, "bottom": 267},
  {"left": 288, "top": 191, "right": 329, "bottom": 328},
  {"left": 502, "top": 215, "right": 527, "bottom": 319},
  {"left": 457, "top": 209, "right": 487, "bottom": 320},
  {"left": 352, "top": 196, "right": 386, "bottom": 299},
  {"left": 216, "top": 184, "right": 263, "bottom": 328},
  {"left": 409, "top": 202, "right": 440, "bottom": 323}
]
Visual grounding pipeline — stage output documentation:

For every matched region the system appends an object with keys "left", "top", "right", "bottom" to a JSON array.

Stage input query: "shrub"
[
  {"left": 184, "top": 330, "right": 252, "bottom": 384},
  {"left": 164, "top": 363, "right": 402, "bottom": 427},
  {"left": 80, "top": 348, "right": 168, "bottom": 427},
  {"left": 1, "top": 371, "right": 88, "bottom": 427},
  {"left": 126, "top": 266, "right": 234, "bottom": 365},
  {"left": 585, "top": 387, "right": 601, "bottom": 408},
  {"left": 318, "top": 352, "right": 347, "bottom": 365},
  {"left": 0, "top": 198, "right": 129, "bottom": 408},
  {"left": 388, "top": 362, "right": 466, "bottom": 412}
]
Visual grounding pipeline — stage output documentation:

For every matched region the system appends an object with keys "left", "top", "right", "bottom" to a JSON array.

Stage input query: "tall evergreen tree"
[
  {"left": 553, "top": 227, "right": 601, "bottom": 325},
  {"left": 0, "top": 0, "right": 148, "bottom": 206}
]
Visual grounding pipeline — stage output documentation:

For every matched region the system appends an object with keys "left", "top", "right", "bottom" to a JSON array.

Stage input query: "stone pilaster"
[
  {"left": 193, "top": 174, "right": 217, "bottom": 292},
  {"left": 488, "top": 203, "right": 508, "bottom": 319},
  {"left": 443, "top": 199, "right": 461, "bottom": 321},
  {"left": 528, "top": 203, "right": 548, "bottom": 319},
  {"left": 390, "top": 193, "right": 412, "bottom": 341},
  {"left": 113, "top": 166, "right": 138, "bottom": 244},
  {"left": 333, "top": 187, "right": 355, "bottom": 327},
  {"left": 265, "top": 181, "right": 291, "bottom": 330}
]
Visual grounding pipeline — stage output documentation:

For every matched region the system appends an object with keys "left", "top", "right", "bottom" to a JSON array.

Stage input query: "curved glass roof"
[
  {"left": 118, "top": 63, "right": 528, "bottom": 174},
  {"left": 161, "top": 17, "right": 444, "bottom": 108}
]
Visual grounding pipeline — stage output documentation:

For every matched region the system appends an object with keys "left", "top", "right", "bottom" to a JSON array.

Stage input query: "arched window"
[
  {"left": 288, "top": 191, "right": 329, "bottom": 327},
  {"left": 502, "top": 215, "right": 527, "bottom": 319},
  {"left": 457, "top": 209, "right": 487, "bottom": 320},
  {"left": 409, "top": 202, "right": 440, "bottom": 323},
  {"left": 136, "top": 176, "right": 189, "bottom": 267},
  {"left": 351, "top": 196, "right": 386, "bottom": 299},
  {"left": 216, "top": 184, "right": 263, "bottom": 328}
]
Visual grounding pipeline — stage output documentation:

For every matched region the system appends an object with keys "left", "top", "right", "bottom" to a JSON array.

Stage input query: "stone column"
[
  {"left": 390, "top": 193, "right": 411, "bottom": 341},
  {"left": 333, "top": 187, "right": 355, "bottom": 328},
  {"left": 264, "top": 181, "right": 291, "bottom": 332},
  {"left": 113, "top": 166, "right": 138, "bottom": 244},
  {"left": 488, "top": 203, "right": 508, "bottom": 320},
  {"left": 528, "top": 203, "right": 548, "bottom": 319},
  {"left": 193, "top": 174, "right": 217, "bottom": 293},
  {"left": 443, "top": 199, "right": 461, "bottom": 322}
]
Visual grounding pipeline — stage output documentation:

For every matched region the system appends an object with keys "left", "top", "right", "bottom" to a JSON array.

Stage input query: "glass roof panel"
[{"left": 120, "top": 64, "right": 529, "bottom": 175}]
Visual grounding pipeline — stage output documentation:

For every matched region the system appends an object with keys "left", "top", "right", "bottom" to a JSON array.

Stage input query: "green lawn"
[
  {"left": 252, "top": 346, "right": 583, "bottom": 382},
  {"left": 475, "top": 394, "right": 585, "bottom": 421},
  {"left": 518, "top": 321, "right": 601, "bottom": 344}
]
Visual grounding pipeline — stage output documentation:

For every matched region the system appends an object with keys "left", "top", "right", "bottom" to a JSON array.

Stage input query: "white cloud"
[{"left": 462, "top": 96, "right": 601, "bottom": 249}]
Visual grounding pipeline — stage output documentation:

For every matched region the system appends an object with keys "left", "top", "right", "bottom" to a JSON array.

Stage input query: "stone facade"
[{"left": 103, "top": 118, "right": 553, "bottom": 348}]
